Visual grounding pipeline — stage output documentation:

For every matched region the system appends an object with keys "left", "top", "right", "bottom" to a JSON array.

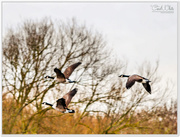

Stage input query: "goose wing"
[
  {"left": 126, "top": 79, "right": 135, "bottom": 89},
  {"left": 126, "top": 75, "right": 143, "bottom": 89},
  {"left": 56, "top": 98, "right": 67, "bottom": 111},
  {"left": 62, "top": 88, "right": 78, "bottom": 107},
  {"left": 54, "top": 68, "right": 65, "bottom": 79},
  {"left": 142, "top": 83, "right": 151, "bottom": 94},
  {"left": 63, "top": 62, "right": 81, "bottom": 79}
]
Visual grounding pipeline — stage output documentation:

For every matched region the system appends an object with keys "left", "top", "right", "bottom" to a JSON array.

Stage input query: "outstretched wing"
[
  {"left": 142, "top": 83, "right": 151, "bottom": 94},
  {"left": 126, "top": 78, "right": 135, "bottom": 89},
  {"left": 54, "top": 68, "right": 65, "bottom": 79},
  {"left": 126, "top": 75, "right": 143, "bottom": 89},
  {"left": 62, "top": 88, "right": 78, "bottom": 107},
  {"left": 63, "top": 62, "right": 81, "bottom": 79}
]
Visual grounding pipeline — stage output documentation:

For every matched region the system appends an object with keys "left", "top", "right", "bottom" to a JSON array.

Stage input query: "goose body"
[
  {"left": 45, "top": 62, "right": 81, "bottom": 83},
  {"left": 42, "top": 88, "right": 78, "bottom": 113},
  {"left": 119, "top": 74, "right": 151, "bottom": 94}
]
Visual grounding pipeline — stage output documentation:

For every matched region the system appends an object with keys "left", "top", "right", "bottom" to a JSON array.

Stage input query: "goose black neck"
[
  {"left": 123, "top": 75, "right": 130, "bottom": 77},
  {"left": 45, "top": 102, "right": 53, "bottom": 106},
  {"left": 47, "top": 76, "right": 55, "bottom": 79}
]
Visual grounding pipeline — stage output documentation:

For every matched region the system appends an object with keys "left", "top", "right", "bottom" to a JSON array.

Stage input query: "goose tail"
[{"left": 64, "top": 109, "right": 75, "bottom": 113}]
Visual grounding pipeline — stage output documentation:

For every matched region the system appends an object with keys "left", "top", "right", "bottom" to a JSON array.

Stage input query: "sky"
[{"left": 2, "top": 2, "right": 177, "bottom": 99}]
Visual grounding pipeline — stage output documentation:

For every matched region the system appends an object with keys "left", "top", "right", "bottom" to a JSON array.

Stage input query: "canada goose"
[
  {"left": 45, "top": 62, "right": 81, "bottom": 83},
  {"left": 42, "top": 88, "right": 78, "bottom": 113},
  {"left": 119, "top": 74, "right": 151, "bottom": 94}
]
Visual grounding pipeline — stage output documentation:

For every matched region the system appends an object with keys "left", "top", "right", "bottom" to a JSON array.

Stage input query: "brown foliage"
[
  {"left": 2, "top": 94, "right": 177, "bottom": 134},
  {"left": 2, "top": 18, "right": 177, "bottom": 134}
]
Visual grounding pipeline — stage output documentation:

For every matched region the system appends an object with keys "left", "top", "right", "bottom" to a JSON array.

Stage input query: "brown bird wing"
[
  {"left": 56, "top": 98, "right": 67, "bottom": 110},
  {"left": 126, "top": 75, "right": 143, "bottom": 89},
  {"left": 54, "top": 68, "right": 65, "bottom": 79},
  {"left": 62, "top": 88, "right": 78, "bottom": 107},
  {"left": 63, "top": 62, "right": 81, "bottom": 79},
  {"left": 126, "top": 79, "right": 135, "bottom": 89},
  {"left": 142, "top": 83, "right": 151, "bottom": 94}
]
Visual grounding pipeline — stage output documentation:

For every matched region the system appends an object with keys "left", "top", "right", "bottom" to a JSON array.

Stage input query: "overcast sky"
[{"left": 2, "top": 2, "right": 177, "bottom": 98}]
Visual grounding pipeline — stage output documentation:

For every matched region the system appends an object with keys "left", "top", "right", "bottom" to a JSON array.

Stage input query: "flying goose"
[
  {"left": 119, "top": 74, "right": 151, "bottom": 94},
  {"left": 45, "top": 62, "right": 81, "bottom": 83},
  {"left": 42, "top": 88, "right": 78, "bottom": 113}
]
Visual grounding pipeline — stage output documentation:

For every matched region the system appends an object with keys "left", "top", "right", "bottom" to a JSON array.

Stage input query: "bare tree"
[
  {"left": 2, "top": 18, "right": 176, "bottom": 134},
  {"left": 2, "top": 18, "right": 122, "bottom": 133}
]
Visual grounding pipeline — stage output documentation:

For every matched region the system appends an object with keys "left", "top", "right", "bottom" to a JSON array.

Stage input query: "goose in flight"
[
  {"left": 42, "top": 88, "right": 78, "bottom": 113},
  {"left": 119, "top": 74, "right": 151, "bottom": 94},
  {"left": 45, "top": 62, "right": 81, "bottom": 83}
]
